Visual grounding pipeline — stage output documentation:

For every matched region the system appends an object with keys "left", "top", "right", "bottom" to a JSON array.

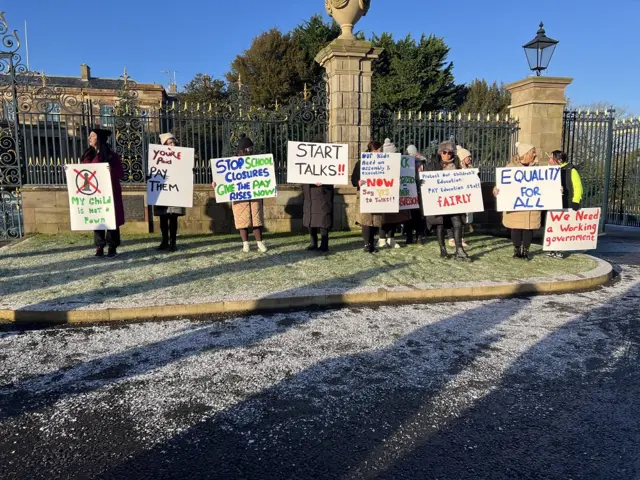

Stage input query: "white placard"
[
  {"left": 66, "top": 163, "right": 117, "bottom": 231},
  {"left": 359, "top": 152, "right": 401, "bottom": 214},
  {"left": 543, "top": 208, "right": 601, "bottom": 251},
  {"left": 147, "top": 144, "right": 194, "bottom": 208},
  {"left": 399, "top": 155, "right": 420, "bottom": 210},
  {"left": 286, "top": 141, "right": 348, "bottom": 185},
  {"left": 211, "top": 153, "right": 278, "bottom": 203},
  {"left": 419, "top": 168, "right": 485, "bottom": 216},
  {"left": 496, "top": 166, "right": 562, "bottom": 212}
]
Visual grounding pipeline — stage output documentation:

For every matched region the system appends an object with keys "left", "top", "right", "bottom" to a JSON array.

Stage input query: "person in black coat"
[
  {"left": 424, "top": 141, "right": 471, "bottom": 261},
  {"left": 303, "top": 182, "right": 334, "bottom": 252}
]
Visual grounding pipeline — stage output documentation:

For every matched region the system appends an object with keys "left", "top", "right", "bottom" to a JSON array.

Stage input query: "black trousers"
[
  {"left": 511, "top": 229, "right": 533, "bottom": 248},
  {"left": 94, "top": 227, "right": 121, "bottom": 249},
  {"left": 380, "top": 224, "right": 397, "bottom": 239},
  {"left": 405, "top": 210, "right": 426, "bottom": 239},
  {"left": 436, "top": 215, "right": 464, "bottom": 247},
  {"left": 309, "top": 227, "right": 329, "bottom": 240},
  {"left": 361, "top": 225, "right": 378, "bottom": 245},
  {"left": 160, "top": 214, "right": 179, "bottom": 241}
]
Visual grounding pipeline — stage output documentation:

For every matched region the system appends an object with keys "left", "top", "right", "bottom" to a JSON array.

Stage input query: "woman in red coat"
[{"left": 81, "top": 127, "right": 125, "bottom": 258}]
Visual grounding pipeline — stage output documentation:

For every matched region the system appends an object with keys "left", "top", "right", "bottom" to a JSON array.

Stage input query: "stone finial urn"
[{"left": 325, "top": 0, "right": 370, "bottom": 40}]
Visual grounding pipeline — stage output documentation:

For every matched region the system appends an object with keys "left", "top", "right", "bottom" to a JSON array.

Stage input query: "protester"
[
  {"left": 153, "top": 133, "right": 186, "bottom": 252},
  {"left": 378, "top": 139, "right": 410, "bottom": 249},
  {"left": 546, "top": 149, "right": 584, "bottom": 258},
  {"left": 302, "top": 180, "right": 334, "bottom": 252},
  {"left": 493, "top": 142, "right": 540, "bottom": 260},
  {"left": 352, "top": 140, "right": 384, "bottom": 253},
  {"left": 79, "top": 127, "right": 125, "bottom": 258},
  {"left": 212, "top": 134, "right": 267, "bottom": 253},
  {"left": 404, "top": 144, "right": 427, "bottom": 245},
  {"left": 447, "top": 146, "right": 473, "bottom": 248},
  {"left": 423, "top": 141, "right": 471, "bottom": 261}
]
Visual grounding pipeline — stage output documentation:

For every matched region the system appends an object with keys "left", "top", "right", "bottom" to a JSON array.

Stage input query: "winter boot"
[
  {"left": 436, "top": 226, "right": 449, "bottom": 258},
  {"left": 319, "top": 235, "right": 329, "bottom": 252},
  {"left": 453, "top": 226, "right": 471, "bottom": 261},
  {"left": 168, "top": 217, "right": 178, "bottom": 252},
  {"left": 306, "top": 232, "right": 318, "bottom": 251},
  {"left": 513, "top": 246, "right": 522, "bottom": 258},
  {"left": 95, "top": 247, "right": 104, "bottom": 257},
  {"left": 107, "top": 247, "right": 118, "bottom": 258},
  {"left": 521, "top": 246, "right": 531, "bottom": 261}
]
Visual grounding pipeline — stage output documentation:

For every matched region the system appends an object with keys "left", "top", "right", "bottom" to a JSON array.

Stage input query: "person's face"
[
  {"left": 165, "top": 138, "right": 177, "bottom": 147},
  {"left": 463, "top": 156, "right": 472, "bottom": 165},
  {"left": 441, "top": 150, "right": 454, "bottom": 162},
  {"left": 89, "top": 132, "right": 98, "bottom": 148},
  {"left": 239, "top": 146, "right": 253, "bottom": 156},
  {"left": 521, "top": 149, "right": 536, "bottom": 165},
  {"left": 549, "top": 156, "right": 560, "bottom": 166}
]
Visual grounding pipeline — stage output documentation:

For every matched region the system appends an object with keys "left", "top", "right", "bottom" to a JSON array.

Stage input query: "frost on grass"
[{"left": 0, "top": 232, "right": 598, "bottom": 311}]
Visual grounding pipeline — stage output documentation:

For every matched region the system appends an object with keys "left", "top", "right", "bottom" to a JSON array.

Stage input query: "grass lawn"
[{"left": 0, "top": 231, "right": 598, "bottom": 311}]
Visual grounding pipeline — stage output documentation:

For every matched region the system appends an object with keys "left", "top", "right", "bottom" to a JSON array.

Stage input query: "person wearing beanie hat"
[
  {"left": 423, "top": 140, "right": 471, "bottom": 261},
  {"left": 153, "top": 133, "right": 186, "bottom": 252},
  {"left": 446, "top": 146, "right": 474, "bottom": 248},
  {"left": 352, "top": 140, "right": 384, "bottom": 253},
  {"left": 376, "top": 138, "right": 409, "bottom": 248},
  {"left": 493, "top": 142, "right": 540, "bottom": 260},
  {"left": 403, "top": 145, "right": 428, "bottom": 245},
  {"left": 74, "top": 126, "right": 125, "bottom": 258},
  {"left": 211, "top": 134, "right": 267, "bottom": 253}
]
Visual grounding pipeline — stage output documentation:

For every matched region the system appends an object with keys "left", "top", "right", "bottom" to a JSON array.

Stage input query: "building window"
[
  {"left": 45, "top": 102, "right": 61, "bottom": 123},
  {"left": 100, "top": 105, "right": 114, "bottom": 127}
]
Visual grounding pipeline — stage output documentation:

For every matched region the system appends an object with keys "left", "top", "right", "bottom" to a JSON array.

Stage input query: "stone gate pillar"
[
  {"left": 316, "top": 39, "right": 382, "bottom": 173},
  {"left": 506, "top": 76, "right": 573, "bottom": 163}
]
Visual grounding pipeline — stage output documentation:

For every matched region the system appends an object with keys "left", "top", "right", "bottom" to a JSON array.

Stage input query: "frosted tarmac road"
[{"left": 0, "top": 238, "right": 639, "bottom": 480}]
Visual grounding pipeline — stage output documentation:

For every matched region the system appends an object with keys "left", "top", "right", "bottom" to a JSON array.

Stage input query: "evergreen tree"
[{"left": 459, "top": 79, "right": 511, "bottom": 115}]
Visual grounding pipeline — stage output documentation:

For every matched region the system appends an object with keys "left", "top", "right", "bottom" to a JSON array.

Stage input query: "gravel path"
[{"left": 0, "top": 237, "right": 638, "bottom": 479}]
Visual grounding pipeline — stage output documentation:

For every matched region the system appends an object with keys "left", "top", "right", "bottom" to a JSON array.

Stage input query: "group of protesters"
[{"left": 80, "top": 127, "right": 582, "bottom": 261}]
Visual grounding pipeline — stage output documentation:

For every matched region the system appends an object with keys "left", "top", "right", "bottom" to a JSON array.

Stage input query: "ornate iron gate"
[{"left": 562, "top": 111, "right": 640, "bottom": 227}]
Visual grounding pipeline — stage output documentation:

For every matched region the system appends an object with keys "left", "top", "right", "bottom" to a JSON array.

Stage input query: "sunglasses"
[{"left": 441, "top": 151, "right": 453, "bottom": 155}]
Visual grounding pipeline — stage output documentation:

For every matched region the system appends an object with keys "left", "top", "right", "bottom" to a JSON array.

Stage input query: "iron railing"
[
  {"left": 372, "top": 111, "right": 519, "bottom": 182},
  {"left": 563, "top": 111, "right": 640, "bottom": 227}
]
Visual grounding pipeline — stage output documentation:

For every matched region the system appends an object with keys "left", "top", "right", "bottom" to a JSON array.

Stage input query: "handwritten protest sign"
[
  {"left": 543, "top": 208, "right": 601, "bottom": 251},
  {"left": 66, "top": 163, "right": 116, "bottom": 230},
  {"left": 496, "top": 166, "right": 562, "bottom": 212},
  {"left": 399, "top": 155, "right": 419, "bottom": 210},
  {"left": 287, "top": 141, "right": 348, "bottom": 185},
  {"left": 359, "top": 152, "right": 401, "bottom": 214},
  {"left": 419, "top": 168, "right": 484, "bottom": 216},
  {"left": 211, "top": 153, "right": 278, "bottom": 203},
  {"left": 147, "top": 144, "right": 194, "bottom": 208}
]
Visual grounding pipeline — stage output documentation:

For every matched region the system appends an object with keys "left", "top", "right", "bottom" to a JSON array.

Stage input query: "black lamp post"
[{"left": 523, "top": 22, "right": 559, "bottom": 76}]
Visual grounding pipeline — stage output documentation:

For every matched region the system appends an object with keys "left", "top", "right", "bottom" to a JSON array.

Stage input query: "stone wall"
[{"left": 21, "top": 185, "right": 359, "bottom": 235}]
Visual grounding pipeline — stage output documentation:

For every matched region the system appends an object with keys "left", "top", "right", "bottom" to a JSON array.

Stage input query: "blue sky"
[{"left": 6, "top": 0, "right": 639, "bottom": 115}]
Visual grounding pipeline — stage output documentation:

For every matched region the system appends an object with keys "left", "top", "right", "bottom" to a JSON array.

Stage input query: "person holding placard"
[
  {"left": 153, "top": 133, "right": 186, "bottom": 252},
  {"left": 493, "top": 142, "right": 541, "bottom": 260},
  {"left": 447, "top": 146, "right": 473, "bottom": 249},
  {"left": 351, "top": 140, "right": 384, "bottom": 254},
  {"left": 79, "top": 127, "right": 125, "bottom": 258},
  {"left": 546, "top": 150, "right": 584, "bottom": 259},
  {"left": 404, "top": 145, "right": 427, "bottom": 245},
  {"left": 378, "top": 139, "right": 410, "bottom": 249},
  {"left": 302, "top": 182, "right": 334, "bottom": 252},
  {"left": 212, "top": 135, "right": 268, "bottom": 253},
  {"left": 423, "top": 141, "right": 471, "bottom": 261}
]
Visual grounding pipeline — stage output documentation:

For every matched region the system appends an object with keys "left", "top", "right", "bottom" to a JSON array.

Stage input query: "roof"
[{"left": 4, "top": 74, "right": 164, "bottom": 92}]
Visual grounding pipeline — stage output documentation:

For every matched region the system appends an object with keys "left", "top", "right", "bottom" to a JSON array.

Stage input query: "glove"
[{"left": 571, "top": 202, "right": 581, "bottom": 211}]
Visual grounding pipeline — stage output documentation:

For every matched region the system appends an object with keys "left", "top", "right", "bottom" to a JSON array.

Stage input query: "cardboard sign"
[
  {"left": 66, "top": 163, "right": 117, "bottom": 231},
  {"left": 496, "top": 166, "right": 562, "bottom": 212},
  {"left": 399, "top": 156, "right": 419, "bottom": 210},
  {"left": 147, "top": 144, "right": 195, "bottom": 208},
  {"left": 419, "top": 168, "right": 485, "bottom": 216},
  {"left": 359, "top": 152, "right": 401, "bottom": 214},
  {"left": 286, "top": 141, "right": 348, "bottom": 185},
  {"left": 211, "top": 154, "right": 278, "bottom": 203},
  {"left": 543, "top": 208, "right": 601, "bottom": 251}
]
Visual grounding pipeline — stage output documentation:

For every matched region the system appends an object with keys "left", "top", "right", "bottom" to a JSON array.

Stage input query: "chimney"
[{"left": 80, "top": 64, "right": 91, "bottom": 80}]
